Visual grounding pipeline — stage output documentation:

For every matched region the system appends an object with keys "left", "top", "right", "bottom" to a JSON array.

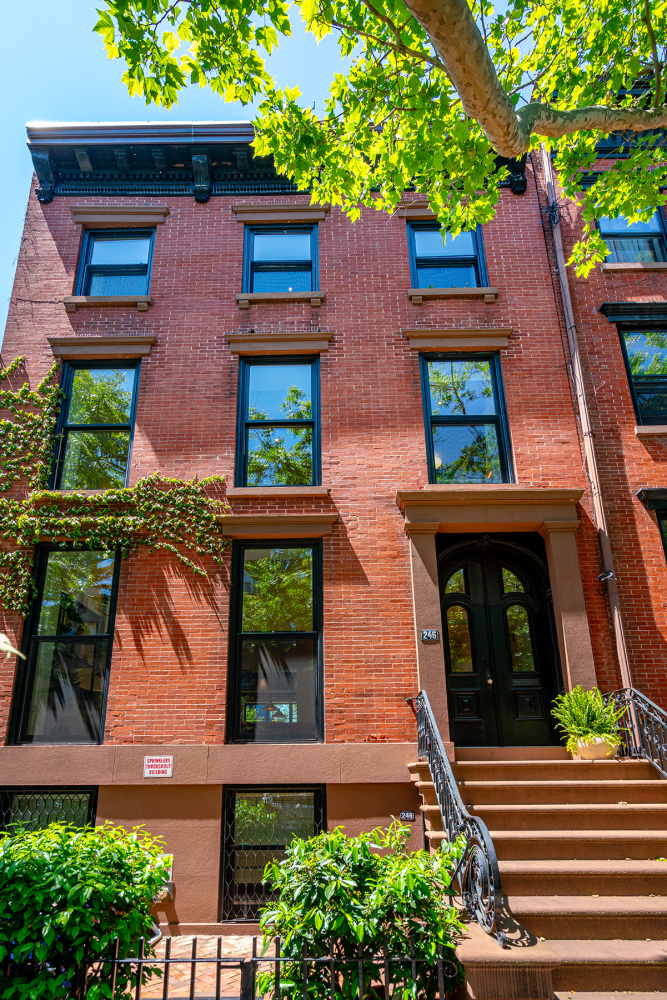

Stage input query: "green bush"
[
  {"left": 0, "top": 822, "right": 171, "bottom": 1000},
  {"left": 551, "top": 685, "right": 626, "bottom": 754},
  {"left": 257, "top": 822, "right": 464, "bottom": 1000}
]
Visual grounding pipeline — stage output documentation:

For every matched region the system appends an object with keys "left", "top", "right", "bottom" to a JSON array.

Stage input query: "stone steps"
[{"left": 459, "top": 778, "right": 667, "bottom": 804}]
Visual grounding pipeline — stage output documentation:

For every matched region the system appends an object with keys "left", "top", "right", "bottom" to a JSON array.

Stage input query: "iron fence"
[{"left": 21, "top": 934, "right": 460, "bottom": 1000}]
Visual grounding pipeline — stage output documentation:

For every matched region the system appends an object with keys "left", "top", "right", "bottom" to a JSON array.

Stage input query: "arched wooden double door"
[{"left": 440, "top": 538, "right": 561, "bottom": 746}]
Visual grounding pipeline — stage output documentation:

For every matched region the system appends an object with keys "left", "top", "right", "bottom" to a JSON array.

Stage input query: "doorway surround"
[{"left": 396, "top": 485, "right": 597, "bottom": 754}]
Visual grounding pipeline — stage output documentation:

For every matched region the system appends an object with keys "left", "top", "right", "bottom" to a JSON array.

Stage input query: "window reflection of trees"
[
  {"left": 242, "top": 548, "right": 313, "bottom": 633},
  {"left": 61, "top": 368, "right": 135, "bottom": 490},
  {"left": 506, "top": 604, "right": 535, "bottom": 672},
  {"left": 428, "top": 360, "right": 501, "bottom": 483},
  {"left": 446, "top": 605, "right": 474, "bottom": 672},
  {"left": 247, "top": 386, "right": 313, "bottom": 486}
]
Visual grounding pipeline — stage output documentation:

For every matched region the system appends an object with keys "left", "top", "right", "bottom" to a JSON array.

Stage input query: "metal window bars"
[
  {"left": 35, "top": 934, "right": 460, "bottom": 1000},
  {"left": 0, "top": 787, "right": 97, "bottom": 832},
  {"left": 603, "top": 686, "right": 667, "bottom": 778},
  {"left": 413, "top": 691, "right": 505, "bottom": 947}
]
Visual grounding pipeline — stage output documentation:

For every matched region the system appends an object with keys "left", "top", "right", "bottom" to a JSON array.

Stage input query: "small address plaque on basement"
[
  {"left": 421, "top": 629, "right": 439, "bottom": 642},
  {"left": 399, "top": 811, "right": 416, "bottom": 822},
  {"left": 144, "top": 755, "right": 173, "bottom": 778}
]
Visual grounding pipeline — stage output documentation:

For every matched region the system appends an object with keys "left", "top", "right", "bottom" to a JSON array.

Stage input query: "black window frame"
[
  {"left": 420, "top": 352, "right": 513, "bottom": 484},
  {"left": 226, "top": 539, "right": 324, "bottom": 744},
  {"left": 75, "top": 228, "right": 155, "bottom": 296},
  {"left": 0, "top": 786, "right": 98, "bottom": 831},
  {"left": 8, "top": 544, "right": 122, "bottom": 746},
  {"left": 220, "top": 784, "right": 325, "bottom": 922},
  {"left": 50, "top": 360, "right": 141, "bottom": 490},
  {"left": 596, "top": 208, "right": 667, "bottom": 264},
  {"left": 407, "top": 222, "right": 489, "bottom": 288},
  {"left": 617, "top": 324, "right": 667, "bottom": 425},
  {"left": 242, "top": 225, "right": 318, "bottom": 293},
  {"left": 235, "top": 355, "right": 321, "bottom": 488}
]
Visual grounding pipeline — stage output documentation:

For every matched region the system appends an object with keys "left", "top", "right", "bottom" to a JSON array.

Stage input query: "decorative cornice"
[
  {"left": 217, "top": 513, "right": 338, "bottom": 537},
  {"left": 236, "top": 291, "right": 325, "bottom": 309},
  {"left": 232, "top": 203, "right": 330, "bottom": 223},
  {"left": 70, "top": 205, "right": 170, "bottom": 228},
  {"left": 63, "top": 295, "right": 152, "bottom": 313},
  {"left": 396, "top": 485, "right": 583, "bottom": 534},
  {"left": 226, "top": 329, "right": 333, "bottom": 354},
  {"left": 403, "top": 328, "right": 512, "bottom": 351},
  {"left": 599, "top": 301, "right": 667, "bottom": 324},
  {"left": 396, "top": 486, "right": 584, "bottom": 511},
  {"left": 27, "top": 121, "right": 256, "bottom": 145},
  {"left": 409, "top": 287, "right": 498, "bottom": 305},
  {"left": 47, "top": 335, "right": 156, "bottom": 359}
]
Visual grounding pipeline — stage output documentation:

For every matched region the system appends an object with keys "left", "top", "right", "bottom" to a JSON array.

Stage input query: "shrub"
[
  {"left": 0, "top": 822, "right": 171, "bottom": 1000},
  {"left": 257, "top": 821, "right": 464, "bottom": 1000},
  {"left": 551, "top": 685, "right": 626, "bottom": 754}
]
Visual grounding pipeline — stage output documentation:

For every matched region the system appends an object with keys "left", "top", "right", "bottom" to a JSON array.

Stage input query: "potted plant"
[{"left": 551, "top": 686, "right": 625, "bottom": 759}]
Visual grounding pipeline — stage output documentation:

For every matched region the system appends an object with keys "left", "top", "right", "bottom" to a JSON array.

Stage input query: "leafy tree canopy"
[{"left": 97, "top": 0, "right": 667, "bottom": 273}]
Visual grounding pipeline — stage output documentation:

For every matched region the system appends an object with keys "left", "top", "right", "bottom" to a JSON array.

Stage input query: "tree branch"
[
  {"left": 403, "top": 0, "right": 667, "bottom": 155},
  {"left": 643, "top": 0, "right": 662, "bottom": 108}
]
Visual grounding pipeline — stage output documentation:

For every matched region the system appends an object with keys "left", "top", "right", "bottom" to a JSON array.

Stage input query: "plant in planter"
[
  {"left": 257, "top": 821, "right": 464, "bottom": 1000},
  {"left": 551, "top": 686, "right": 626, "bottom": 759}
]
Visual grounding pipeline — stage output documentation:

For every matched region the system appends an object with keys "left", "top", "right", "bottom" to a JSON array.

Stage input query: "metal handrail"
[
  {"left": 414, "top": 691, "right": 505, "bottom": 947},
  {"left": 603, "top": 686, "right": 667, "bottom": 778}
]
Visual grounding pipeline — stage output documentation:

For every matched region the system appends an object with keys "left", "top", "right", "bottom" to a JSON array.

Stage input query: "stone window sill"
[
  {"left": 226, "top": 486, "right": 330, "bottom": 499},
  {"left": 64, "top": 295, "right": 152, "bottom": 313},
  {"left": 236, "top": 292, "right": 325, "bottom": 309},
  {"left": 409, "top": 287, "right": 498, "bottom": 305},
  {"left": 635, "top": 425, "right": 667, "bottom": 437},
  {"left": 602, "top": 262, "right": 667, "bottom": 273}
]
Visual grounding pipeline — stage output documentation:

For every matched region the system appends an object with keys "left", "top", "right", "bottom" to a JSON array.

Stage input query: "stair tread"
[
  {"left": 459, "top": 779, "right": 666, "bottom": 787},
  {"left": 500, "top": 859, "right": 667, "bottom": 873},
  {"left": 509, "top": 895, "right": 667, "bottom": 914},
  {"left": 473, "top": 803, "right": 667, "bottom": 812},
  {"left": 555, "top": 994, "right": 667, "bottom": 999},
  {"left": 490, "top": 829, "right": 667, "bottom": 839},
  {"left": 547, "top": 938, "right": 667, "bottom": 962}
]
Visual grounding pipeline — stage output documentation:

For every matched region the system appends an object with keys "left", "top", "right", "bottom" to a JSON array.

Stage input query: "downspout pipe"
[{"left": 539, "top": 144, "right": 633, "bottom": 690}]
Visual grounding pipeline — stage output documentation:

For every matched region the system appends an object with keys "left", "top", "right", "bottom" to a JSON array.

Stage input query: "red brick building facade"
[{"left": 0, "top": 121, "right": 664, "bottom": 934}]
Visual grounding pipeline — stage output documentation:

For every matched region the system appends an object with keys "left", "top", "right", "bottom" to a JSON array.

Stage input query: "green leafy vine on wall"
[{"left": 0, "top": 358, "right": 231, "bottom": 616}]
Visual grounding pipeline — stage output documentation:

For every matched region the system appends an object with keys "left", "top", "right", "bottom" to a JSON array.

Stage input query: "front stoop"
[{"left": 408, "top": 751, "right": 667, "bottom": 999}]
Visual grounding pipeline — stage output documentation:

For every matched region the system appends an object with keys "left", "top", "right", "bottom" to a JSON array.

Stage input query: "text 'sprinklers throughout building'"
[{"left": 1, "top": 121, "right": 666, "bottom": 932}]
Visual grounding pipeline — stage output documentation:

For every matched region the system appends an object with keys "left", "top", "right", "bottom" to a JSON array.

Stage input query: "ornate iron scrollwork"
[
  {"left": 414, "top": 690, "right": 505, "bottom": 947},
  {"left": 603, "top": 686, "right": 667, "bottom": 778}
]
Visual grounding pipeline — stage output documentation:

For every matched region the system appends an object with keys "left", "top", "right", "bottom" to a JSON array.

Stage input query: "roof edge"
[{"left": 26, "top": 120, "right": 255, "bottom": 146}]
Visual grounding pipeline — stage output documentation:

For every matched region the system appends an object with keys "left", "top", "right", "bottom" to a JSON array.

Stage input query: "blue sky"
[{"left": 0, "top": 0, "right": 346, "bottom": 347}]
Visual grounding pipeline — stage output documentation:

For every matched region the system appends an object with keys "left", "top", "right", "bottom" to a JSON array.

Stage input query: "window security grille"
[
  {"left": 221, "top": 787, "right": 324, "bottom": 921},
  {"left": 0, "top": 787, "right": 97, "bottom": 831}
]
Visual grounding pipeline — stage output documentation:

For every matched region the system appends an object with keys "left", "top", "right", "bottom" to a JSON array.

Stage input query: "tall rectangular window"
[
  {"left": 619, "top": 330, "right": 667, "bottom": 424},
  {"left": 228, "top": 542, "right": 322, "bottom": 743},
  {"left": 53, "top": 363, "right": 140, "bottom": 490},
  {"left": 599, "top": 212, "right": 667, "bottom": 263},
  {"left": 421, "top": 354, "right": 512, "bottom": 483},
  {"left": 10, "top": 548, "right": 120, "bottom": 745},
  {"left": 221, "top": 787, "right": 324, "bottom": 920},
  {"left": 408, "top": 223, "right": 487, "bottom": 288},
  {"left": 236, "top": 358, "right": 319, "bottom": 487},
  {"left": 243, "top": 227, "right": 317, "bottom": 293},
  {"left": 76, "top": 230, "right": 154, "bottom": 295},
  {"left": 0, "top": 787, "right": 97, "bottom": 831}
]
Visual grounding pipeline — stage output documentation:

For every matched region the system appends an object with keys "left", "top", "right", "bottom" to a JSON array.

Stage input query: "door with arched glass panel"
[{"left": 440, "top": 539, "right": 560, "bottom": 746}]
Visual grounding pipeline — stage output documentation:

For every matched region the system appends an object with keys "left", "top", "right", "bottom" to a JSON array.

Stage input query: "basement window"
[
  {"left": 76, "top": 230, "right": 154, "bottom": 295},
  {"left": 221, "top": 786, "right": 324, "bottom": 920},
  {"left": 0, "top": 787, "right": 97, "bottom": 831}
]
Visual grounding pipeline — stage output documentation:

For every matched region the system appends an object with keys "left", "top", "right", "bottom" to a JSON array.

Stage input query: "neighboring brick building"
[{"left": 0, "top": 121, "right": 664, "bottom": 942}]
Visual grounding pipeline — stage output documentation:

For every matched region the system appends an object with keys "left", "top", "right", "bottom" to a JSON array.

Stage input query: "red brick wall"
[
  {"left": 0, "top": 159, "right": 624, "bottom": 744},
  {"left": 529, "top": 152, "right": 667, "bottom": 707}
]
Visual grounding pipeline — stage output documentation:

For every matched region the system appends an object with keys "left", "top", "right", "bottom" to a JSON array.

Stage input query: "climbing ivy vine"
[
  {"left": 0, "top": 357, "right": 63, "bottom": 492},
  {"left": 0, "top": 358, "right": 231, "bottom": 616}
]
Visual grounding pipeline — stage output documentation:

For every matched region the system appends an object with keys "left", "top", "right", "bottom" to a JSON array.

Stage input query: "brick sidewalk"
[{"left": 141, "top": 935, "right": 255, "bottom": 999}]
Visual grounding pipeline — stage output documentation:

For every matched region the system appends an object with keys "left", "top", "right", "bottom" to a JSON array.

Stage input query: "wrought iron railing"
[
  {"left": 603, "top": 686, "right": 667, "bottom": 778},
  {"left": 414, "top": 691, "right": 505, "bottom": 947}
]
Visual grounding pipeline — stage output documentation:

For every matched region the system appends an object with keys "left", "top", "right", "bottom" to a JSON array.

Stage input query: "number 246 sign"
[{"left": 421, "top": 629, "right": 439, "bottom": 642}]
